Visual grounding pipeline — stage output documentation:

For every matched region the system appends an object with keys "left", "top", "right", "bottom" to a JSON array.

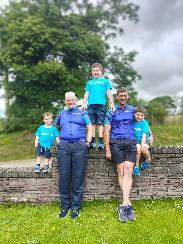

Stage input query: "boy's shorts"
[
  {"left": 87, "top": 104, "right": 106, "bottom": 125},
  {"left": 110, "top": 139, "right": 137, "bottom": 165},
  {"left": 36, "top": 144, "right": 51, "bottom": 159}
]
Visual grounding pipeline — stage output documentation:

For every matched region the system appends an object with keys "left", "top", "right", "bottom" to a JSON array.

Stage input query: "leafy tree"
[
  {"left": 146, "top": 97, "right": 175, "bottom": 125},
  {"left": 0, "top": 0, "right": 140, "bottom": 131}
]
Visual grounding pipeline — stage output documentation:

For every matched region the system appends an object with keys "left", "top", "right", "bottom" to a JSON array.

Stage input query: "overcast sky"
[{"left": 0, "top": 0, "right": 183, "bottom": 116}]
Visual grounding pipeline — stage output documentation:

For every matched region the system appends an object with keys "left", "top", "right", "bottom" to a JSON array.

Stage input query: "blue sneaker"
[
  {"left": 43, "top": 165, "right": 49, "bottom": 173},
  {"left": 90, "top": 141, "right": 97, "bottom": 148},
  {"left": 133, "top": 165, "right": 141, "bottom": 176},
  {"left": 117, "top": 205, "right": 128, "bottom": 222},
  {"left": 127, "top": 205, "right": 135, "bottom": 221},
  {"left": 141, "top": 160, "right": 150, "bottom": 170},
  {"left": 98, "top": 142, "right": 104, "bottom": 150},
  {"left": 34, "top": 164, "right": 41, "bottom": 173}
]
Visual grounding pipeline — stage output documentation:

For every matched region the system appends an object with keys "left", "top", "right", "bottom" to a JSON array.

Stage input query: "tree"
[
  {"left": 0, "top": 0, "right": 140, "bottom": 131},
  {"left": 146, "top": 96, "right": 176, "bottom": 125}
]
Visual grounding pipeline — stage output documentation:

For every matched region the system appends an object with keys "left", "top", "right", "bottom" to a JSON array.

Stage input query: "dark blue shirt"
[
  {"left": 105, "top": 104, "right": 135, "bottom": 139},
  {"left": 55, "top": 107, "right": 91, "bottom": 141}
]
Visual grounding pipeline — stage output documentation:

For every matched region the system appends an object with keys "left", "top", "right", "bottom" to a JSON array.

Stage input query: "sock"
[
  {"left": 91, "top": 137, "right": 95, "bottom": 143},
  {"left": 99, "top": 137, "right": 103, "bottom": 143}
]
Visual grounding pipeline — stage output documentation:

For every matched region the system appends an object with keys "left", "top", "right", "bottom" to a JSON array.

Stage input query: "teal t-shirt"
[
  {"left": 35, "top": 125, "right": 59, "bottom": 149},
  {"left": 85, "top": 77, "right": 112, "bottom": 105},
  {"left": 133, "top": 119, "right": 150, "bottom": 143}
]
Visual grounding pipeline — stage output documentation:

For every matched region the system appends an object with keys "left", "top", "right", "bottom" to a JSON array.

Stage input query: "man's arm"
[{"left": 104, "top": 124, "right": 112, "bottom": 160}]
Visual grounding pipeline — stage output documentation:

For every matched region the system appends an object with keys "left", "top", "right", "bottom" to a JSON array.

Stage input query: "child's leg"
[
  {"left": 98, "top": 125, "right": 104, "bottom": 139},
  {"left": 142, "top": 147, "right": 151, "bottom": 162},
  {"left": 35, "top": 156, "right": 42, "bottom": 172},
  {"left": 36, "top": 156, "right": 42, "bottom": 164},
  {"left": 43, "top": 157, "right": 49, "bottom": 167},
  {"left": 92, "top": 124, "right": 96, "bottom": 138},
  {"left": 135, "top": 144, "right": 142, "bottom": 166}
]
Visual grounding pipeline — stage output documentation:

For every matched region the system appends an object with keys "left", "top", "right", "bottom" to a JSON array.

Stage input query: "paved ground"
[{"left": 0, "top": 159, "right": 35, "bottom": 168}]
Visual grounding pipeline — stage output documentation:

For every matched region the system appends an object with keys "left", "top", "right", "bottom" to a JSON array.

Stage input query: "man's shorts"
[
  {"left": 87, "top": 104, "right": 106, "bottom": 125},
  {"left": 110, "top": 139, "right": 137, "bottom": 165},
  {"left": 36, "top": 144, "right": 51, "bottom": 159}
]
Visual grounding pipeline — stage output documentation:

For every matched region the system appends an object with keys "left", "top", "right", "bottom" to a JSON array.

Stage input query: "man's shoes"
[
  {"left": 59, "top": 208, "right": 69, "bottom": 218},
  {"left": 126, "top": 205, "right": 135, "bottom": 221},
  {"left": 98, "top": 142, "right": 104, "bottom": 150},
  {"left": 90, "top": 141, "right": 97, "bottom": 148},
  {"left": 141, "top": 160, "right": 150, "bottom": 170},
  {"left": 71, "top": 210, "right": 79, "bottom": 219},
  {"left": 133, "top": 165, "right": 141, "bottom": 176},
  {"left": 34, "top": 164, "right": 41, "bottom": 173},
  {"left": 117, "top": 205, "right": 128, "bottom": 222},
  {"left": 43, "top": 165, "right": 49, "bottom": 173}
]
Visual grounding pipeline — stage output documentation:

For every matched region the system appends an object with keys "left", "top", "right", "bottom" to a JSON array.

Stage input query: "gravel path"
[{"left": 0, "top": 159, "right": 35, "bottom": 168}]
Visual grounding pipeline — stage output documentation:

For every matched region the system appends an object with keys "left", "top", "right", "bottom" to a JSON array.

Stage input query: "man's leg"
[
  {"left": 57, "top": 142, "right": 72, "bottom": 211},
  {"left": 71, "top": 142, "right": 88, "bottom": 213},
  {"left": 116, "top": 161, "right": 134, "bottom": 221},
  {"left": 116, "top": 162, "right": 134, "bottom": 206}
]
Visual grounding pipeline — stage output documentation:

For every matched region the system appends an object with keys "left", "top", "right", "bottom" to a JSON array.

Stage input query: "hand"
[
  {"left": 141, "top": 144, "right": 149, "bottom": 151},
  {"left": 109, "top": 104, "right": 116, "bottom": 112},
  {"left": 106, "top": 149, "right": 112, "bottom": 160},
  {"left": 35, "top": 142, "right": 38, "bottom": 148},
  {"left": 79, "top": 104, "right": 87, "bottom": 110}
]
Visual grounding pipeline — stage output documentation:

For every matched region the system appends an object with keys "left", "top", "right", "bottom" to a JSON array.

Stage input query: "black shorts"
[
  {"left": 87, "top": 104, "right": 106, "bottom": 125},
  {"left": 36, "top": 144, "right": 51, "bottom": 159},
  {"left": 110, "top": 139, "right": 137, "bottom": 165}
]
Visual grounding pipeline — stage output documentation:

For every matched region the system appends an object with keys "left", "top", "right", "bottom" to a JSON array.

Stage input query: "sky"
[{"left": 0, "top": 0, "right": 183, "bottom": 116}]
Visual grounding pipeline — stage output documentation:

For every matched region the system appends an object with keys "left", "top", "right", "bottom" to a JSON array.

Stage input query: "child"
[
  {"left": 133, "top": 106, "right": 153, "bottom": 176},
  {"left": 82, "top": 63, "right": 115, "bottom": 150},
  {"left": 34, "top": 112, "right": 60, "bottom": 173}
]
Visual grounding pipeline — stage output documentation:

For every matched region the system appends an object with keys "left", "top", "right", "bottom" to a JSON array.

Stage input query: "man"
[
  {"left": 56, "top": 92, "right": 92, "bottom": 219},
  {"left": 104, "top": 87, "right": 136, "bottom": 222}
]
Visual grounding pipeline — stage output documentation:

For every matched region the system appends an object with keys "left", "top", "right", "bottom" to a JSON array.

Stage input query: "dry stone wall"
[{"left": 0, "top": 146, "right": 182, "bottom": 203}]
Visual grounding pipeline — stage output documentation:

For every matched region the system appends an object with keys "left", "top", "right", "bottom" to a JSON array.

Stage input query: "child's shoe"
[
  {"left": 141, "top": 160, "right": 150, "bottom": 170},
  {"left": 133, "top": 165, "right": 141, "bottom": 176},
  {"left": 90, "top": 141, "right": 97, "bottom": 148},
  {"left": 34, "top": 164, "right": 41, "bottom": 173},
  {"left": 43, "top": 165, "right": 49, "bottom": 173},
  {"left": 98, "top": 142, "right": 104, "bottom": 150}
]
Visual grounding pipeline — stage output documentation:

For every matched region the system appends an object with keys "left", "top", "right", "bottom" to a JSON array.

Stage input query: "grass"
[
  {"left": 0, "top": 115, "right": 183, "bottom": 162},
  {"left": 0, "top": 131, "right": 35, "bottom": 162},
  {"left": 0, "top": 198, "right": 182, "bottom": 244},
  {"left": 151, "top": 124, "right": 183, "bottom": 146}
]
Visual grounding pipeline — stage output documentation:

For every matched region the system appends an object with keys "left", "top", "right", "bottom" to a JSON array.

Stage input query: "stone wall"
[{"left": 0, "top": 146, "right": 182, "bottom": 203}]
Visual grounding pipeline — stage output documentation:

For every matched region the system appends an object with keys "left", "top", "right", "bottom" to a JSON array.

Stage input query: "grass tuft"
[{"left": 0, "top": 198, "right": 183, "bottom": 243}]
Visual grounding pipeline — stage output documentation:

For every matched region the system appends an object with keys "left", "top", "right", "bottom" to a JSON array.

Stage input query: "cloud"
[{"left": 110, "top": 0, "right": 183, "bottom": 100}]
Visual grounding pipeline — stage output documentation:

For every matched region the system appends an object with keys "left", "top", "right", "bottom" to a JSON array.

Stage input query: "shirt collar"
[{"left": 115, "top": 103, "right": 129, "bottom": 109}]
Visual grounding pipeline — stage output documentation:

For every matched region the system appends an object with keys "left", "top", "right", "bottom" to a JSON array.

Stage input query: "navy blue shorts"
[
  {"left": 36, "top": 144, "right": 51, "bottom": 159},
  {"left": 87, "top": 104, "right": 106, "bottom": 125},
  {"left": 110, "top": 139, "right": 137, "bottom": 164}
]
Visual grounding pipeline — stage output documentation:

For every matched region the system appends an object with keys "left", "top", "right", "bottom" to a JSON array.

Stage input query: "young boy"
[
  {"left": 133, "top": 106, "right": 153, "bottom": 176},
  {"left": 34, "top": 112, "right": 60, "bottom": 173},
  {"left": 82, "top": 63, "right": 115, "bottom": 150}
]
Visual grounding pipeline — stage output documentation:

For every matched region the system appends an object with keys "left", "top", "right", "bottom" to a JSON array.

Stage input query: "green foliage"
[
  {"left": 0, "top": 198, "right": 182, "bottom": 243},
  {"left": 0, "top": 0, "right": 140, "bottom": 131}
]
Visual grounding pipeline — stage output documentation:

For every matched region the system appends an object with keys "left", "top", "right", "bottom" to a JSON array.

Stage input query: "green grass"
[
  {"left": 0, "top": 131, "right": 35, "bottom": 162},
  {"left": 0, "top": 198, "right": 182, "bottom": 244},
  {"left": 0, "top": 116, "right": 183, "bottom": 162},
  {"left": 151, "top": 124, "right": 183, "bottom": 145}
]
